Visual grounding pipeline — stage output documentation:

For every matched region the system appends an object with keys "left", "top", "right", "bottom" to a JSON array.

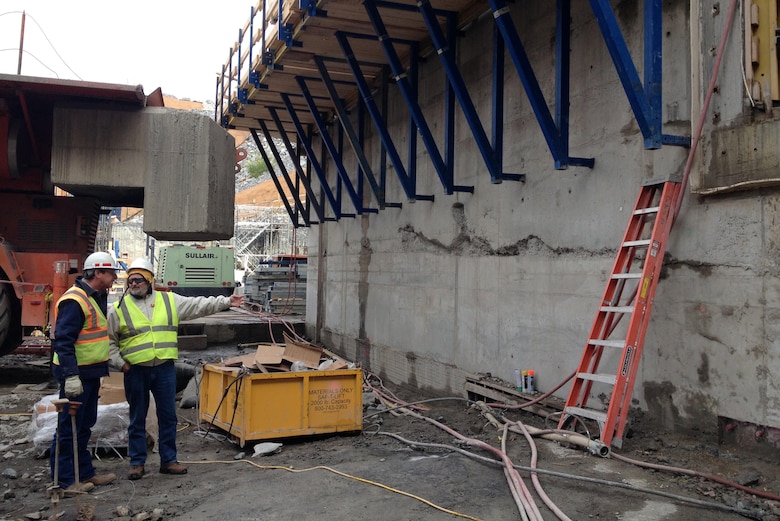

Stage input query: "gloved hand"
[{"left": 64, "top": 376, "right": 83, "bottom": 397}]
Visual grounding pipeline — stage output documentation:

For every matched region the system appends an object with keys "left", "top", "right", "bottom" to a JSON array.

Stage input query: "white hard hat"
[
  {"left": 84, "top": 252, "right": 118, "bottom": 271},
  {"left": 127, "top": 258, "right": 155, "bottom": 282}
]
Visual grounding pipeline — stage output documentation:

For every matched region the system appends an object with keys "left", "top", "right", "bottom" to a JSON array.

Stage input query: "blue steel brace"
[
  {"left": 298, "top": 0, "right": 324, "bottom": 17},
  {"left": 277, "top": 2, "right": 300, "bottom": 48},
  {"left": 257, "top": 117, "right": 320, "bottom": 224},
  {"left": 237, "top": 28, "right": 247, "bottom": 103},
  {"left": 276, "top": 97, "right": 351, "bottom": 219},
  {"left": 358, "top": 98, "right": 402, "bottom": 209},
  {"left": 249, "top": 128, "right": 302, "bottom": 227},
  {"left": 296, "top": 76, "right": 374, "bottom": 214},
  {"left": 266, "top": 107, "right": 339, "bottom": 221},
  {"left": 417, "top": 1, "right": 521, "bottom": 184},
  {"left": 588, "top": 0, "right": 688, "bottom": 148},
  {"left": 363, "top": 0, "right": 471, "bottom": 195},
  {"left": 443, "top": 19, "right": 456, "bottom": 188},
  {"left": 248, "top": 6, "right": 262, "bottom": 88},
  {"left": 313, "top": 56, "right": 386, "bottom": 209},
  {"left": 334, "top": 32, "right": 423, "bottom": 201},
  {"left": 488, "top": 0, "right": 594, "bottom": 169}
]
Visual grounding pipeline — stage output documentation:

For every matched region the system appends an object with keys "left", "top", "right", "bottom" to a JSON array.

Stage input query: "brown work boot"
[
  {"left": 84, "top": 472, "right": 116, "bottom": 486},
  {"left": 128, "top": 465, "right": 145, "bottom": 480},
  {"left": 159, "top": 462, "right": 187, "bottom": 475},
  {"left": 63, "top": 481, "right": 94, "bottom": 497}
]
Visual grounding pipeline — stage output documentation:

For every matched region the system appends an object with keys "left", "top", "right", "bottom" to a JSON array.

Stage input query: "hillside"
[{"left": 235, "top": 175, "right": 306, "bottom": 207}]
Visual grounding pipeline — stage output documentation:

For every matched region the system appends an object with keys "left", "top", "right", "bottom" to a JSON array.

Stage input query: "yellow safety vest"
[
  {"left": 114, "top": 291, "right": 179, "bottom": 364},
  {"left": 52, "top": 287, "right": 109, "bottom": 366}
]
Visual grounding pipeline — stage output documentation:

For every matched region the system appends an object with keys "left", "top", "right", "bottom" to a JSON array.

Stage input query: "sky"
[{"left": 0, "top": 1, "right": 253, "bottom": 102}]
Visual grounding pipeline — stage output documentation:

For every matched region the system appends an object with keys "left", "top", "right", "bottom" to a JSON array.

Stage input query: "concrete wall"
[{"left": 305, "top": 0, "right": 780, "bottom": 439}]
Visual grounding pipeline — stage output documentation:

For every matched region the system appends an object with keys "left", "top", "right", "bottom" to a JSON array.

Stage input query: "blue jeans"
[
  {"left": 123, "top": 361, "right": 179, "bottom": 467},
  {"left": 49, "top": 377, "right": 99, "bottom": 487}
]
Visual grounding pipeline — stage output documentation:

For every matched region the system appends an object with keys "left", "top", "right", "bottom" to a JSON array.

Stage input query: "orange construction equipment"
[{"left": 559, "top": 176, "right": 682, "bottom": 448}]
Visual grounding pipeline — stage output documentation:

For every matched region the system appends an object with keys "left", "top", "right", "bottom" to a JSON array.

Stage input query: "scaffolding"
[{"left": 232, "top": 205, "right": 307, "bottom": 273}]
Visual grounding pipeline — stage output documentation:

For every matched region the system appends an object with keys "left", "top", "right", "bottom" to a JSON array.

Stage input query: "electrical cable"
[
  {"left": 182, "top": 459, "right": 486, "bottom": 521},
  {"left": 363, "top": 396, "right": 472, "bottom": 420},
  {"left": 0, "top": 11, "right": 82, "bottom": 79},
  {"left": 198, "top": 369, "right": 246, "bottom": 442}
]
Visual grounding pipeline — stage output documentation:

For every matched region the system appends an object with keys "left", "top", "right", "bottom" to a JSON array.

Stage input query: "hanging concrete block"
[{"left": 51, "top": 106, "right": 235, "bottom": 240}]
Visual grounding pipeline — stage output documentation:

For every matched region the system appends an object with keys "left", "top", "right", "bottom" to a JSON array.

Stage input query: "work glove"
[{"left": 64, "top": 376, "right": 83, "bottom": 398}]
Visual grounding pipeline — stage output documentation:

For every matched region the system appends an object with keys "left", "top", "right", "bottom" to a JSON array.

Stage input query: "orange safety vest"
[{"left": 52, "top": 286, "right": 109, "bottom": 366}]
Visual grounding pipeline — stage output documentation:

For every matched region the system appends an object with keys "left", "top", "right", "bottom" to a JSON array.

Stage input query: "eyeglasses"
[{"left": 127, "top": 278, "right": 147, "bottom": 285}]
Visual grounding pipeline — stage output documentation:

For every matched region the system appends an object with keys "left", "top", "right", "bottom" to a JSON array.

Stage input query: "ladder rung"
[
  {"left": 611, "top": 273, "right": 642, "bottom": 279},
  {"left": 622, "top": 239, "right": 651, "bottom": 247},
  {"left": 588, "top": 339, "right": 626, "bottom": 348},
  {"left": 634, "top": 206, "right": 659, "bottom": 215},
  {"left": 564, "top": 406, "right": 607, "bottom": 424},
  {"left": 576, "top": 372, "right": 617, "bottom": 385},
  {"left": 600, "top": 306, "right": 634, "bottom": 314}
]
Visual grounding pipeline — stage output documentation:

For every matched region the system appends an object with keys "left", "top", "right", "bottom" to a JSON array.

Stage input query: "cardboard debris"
[
  {"left": 254, "top": 344, "right": 284, "bottom": 366},
  {"left": 223, "top": 353, "right": 258, "bottom": 369},
  {"left": 282, "top": 333, "right": 322, "bottom": 369},
  {"left": 214, "top": 336, "right": 354, "bottom": 374}
]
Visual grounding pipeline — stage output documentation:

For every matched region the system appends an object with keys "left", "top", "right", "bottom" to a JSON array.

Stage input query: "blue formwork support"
[
  {"left": 443, "top": 17, "right": 456, "bottom": 189},
  {"left": 335, "top": 32, "right": 432, "bottom": 202},
  {"left": 555, "top": 0, "right": 570, "bottom": 169},
  {"left": 488, "top": 0, "right": 564, "bottom": 163},
  {"left": 491, "top": 24, "right": 505, "bottom": 183},
  {"left": 553, "top": 0, "right": 594, "bottom": 168},
  {"left": 249, "top": 128, "right": 303, "bottom": 227},
  {"left": 488, "top": 0, "right": 594, "bottom": 169},
  {"left": 417, "top": 1, "right": 502, "bottom": 183},
  {"left": 358, "top": 98, "right": 402, "bottom": 209},
  {"left": 259, "top": 116, "right": 324, "bottom": 223},
  {"left": 255, "top": 122, "right": 314, "bottom": 225},
  {"left": 406, "top": 46, "right": 420, "bottom": 195},
  {"left": 588, "top": 0, "right": 658, "bottom": 149},
  {"left": 362, "top": 1, "right": 460, "bottom": 195},
  {"left": 277, "top": 96, "right": 355, "bottom": 219},
  {"left": 313, "top": 56, "right": 385, "bottom": 208},
  {"left": 295, "top": 77, "right": 373, "bottom": 214},
  {"left": 298, "top": 0, "right": 320, "bottom": 17},
  {"left": 644, "top": 0, "right": 662, "bottom": 149},
  {"left": 266, "top": 105, "right": 341, "bottom": 220}
]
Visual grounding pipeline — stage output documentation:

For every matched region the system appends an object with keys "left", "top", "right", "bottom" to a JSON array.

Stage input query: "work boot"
[
  {"left": 63, "top": 482, "right": 94, "bottom": 497},
  {"left": 128, "top": 465, "right": 145, "bottom": 480},
  {"left": 159, "top": 462, "right": 187, "bottom": 475},
  {"left": 84, "top": 472, "right": 116, "bottom": 486}
]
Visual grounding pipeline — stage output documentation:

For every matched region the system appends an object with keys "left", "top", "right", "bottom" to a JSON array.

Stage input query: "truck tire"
[{"left": 0, "top": 277, "right": 22, "bottom": 356}]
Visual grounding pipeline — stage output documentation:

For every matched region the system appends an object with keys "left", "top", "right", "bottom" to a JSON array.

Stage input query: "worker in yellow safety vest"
[
  {"left": 50, "top": 252, "right": 119, "bottom": 495},
  {"left": 107, "top": 257, "right": 244, "bottom": 481}
]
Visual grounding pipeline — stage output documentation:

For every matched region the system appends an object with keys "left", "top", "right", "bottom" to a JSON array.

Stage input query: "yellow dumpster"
[{"left": 199, "top": 364, "right": 363, "bottom": 447}]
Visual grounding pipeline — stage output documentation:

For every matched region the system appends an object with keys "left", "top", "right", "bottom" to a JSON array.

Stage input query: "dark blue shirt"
[{"left": 51, "top": 277, "right": 110, "bottom": 381}]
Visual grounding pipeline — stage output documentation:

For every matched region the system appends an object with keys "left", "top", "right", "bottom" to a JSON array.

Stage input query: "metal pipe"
[{"left": 17, "top": 11, "right": 25, "bottom": 74}]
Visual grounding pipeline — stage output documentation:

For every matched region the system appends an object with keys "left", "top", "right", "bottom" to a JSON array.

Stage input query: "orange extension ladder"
[{"left": 558, "top": 176, "right": 682, "bottom": 448}]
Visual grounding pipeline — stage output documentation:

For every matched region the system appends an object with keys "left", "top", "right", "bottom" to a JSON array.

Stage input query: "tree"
[{"left": 246, "top": 157, "right": 271, "bottom": 179}]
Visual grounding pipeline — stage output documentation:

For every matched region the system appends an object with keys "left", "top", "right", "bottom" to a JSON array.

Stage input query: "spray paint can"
[
  {"left": 514, "top": 369, "right": 522, "bottom": 392},
  {"left": 522, "top": 370, "right": 528, "bottom": 393},
  {"left": 526, "top": 370, "right": 535, "bottom": 393}
]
